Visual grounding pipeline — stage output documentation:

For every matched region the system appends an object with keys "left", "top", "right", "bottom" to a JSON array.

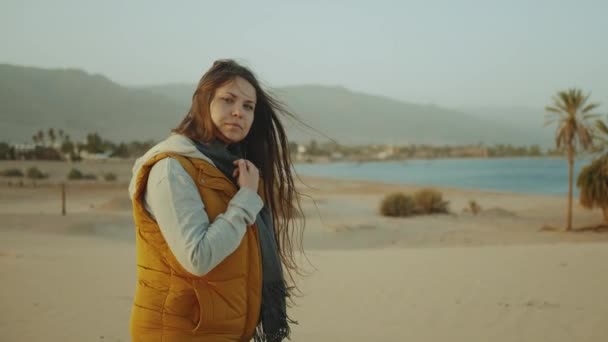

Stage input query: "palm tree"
[
  {"left": 61, "top": 134, "right": 74, "bottom": 154},
  {"left": 577, "top": 154, "right": 608, "bottom": 224},
  {"left": 593, "top": 117, "right": 608, "bottom": 153},
  {"left": 545, "top": 88, "right": 599, "bottom": 230},
  {"left": 36, "top": 130, "right": 45, "bottom": 146},
  {"left": 48, "top": 128, "right": 56, "bottom": 147}
]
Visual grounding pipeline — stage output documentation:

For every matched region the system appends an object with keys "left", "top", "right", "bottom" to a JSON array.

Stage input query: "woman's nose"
[{"left": 231, "top": 106, "right": 242, "bottom": 117}]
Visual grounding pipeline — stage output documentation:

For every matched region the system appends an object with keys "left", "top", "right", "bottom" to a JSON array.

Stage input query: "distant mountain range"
[{"left": 1, "top": 64, "right": 554, "bottom": 147}]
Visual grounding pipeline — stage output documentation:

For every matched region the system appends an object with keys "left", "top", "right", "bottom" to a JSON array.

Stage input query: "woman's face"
[{"left": 209, "top": 76, "right": 256, "bottom": 144}]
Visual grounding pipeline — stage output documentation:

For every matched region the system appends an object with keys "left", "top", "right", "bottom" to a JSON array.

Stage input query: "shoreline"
[{"left": 0, "top": 156, "right": 595, "bottom": 197}]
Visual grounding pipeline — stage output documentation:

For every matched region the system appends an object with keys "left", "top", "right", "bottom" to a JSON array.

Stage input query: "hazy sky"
[{"left": 2, "top": 0, "right": 607, "bottom": 108}]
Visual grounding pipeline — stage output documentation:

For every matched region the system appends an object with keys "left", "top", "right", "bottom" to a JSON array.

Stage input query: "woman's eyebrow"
[{"left": 226, "top": 91, "right": 256, "bottom": 104}]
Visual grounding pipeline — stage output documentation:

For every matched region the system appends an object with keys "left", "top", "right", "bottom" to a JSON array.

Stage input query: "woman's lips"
[{"left": 224, "top": 123, "right": 242, "bottom": 129}]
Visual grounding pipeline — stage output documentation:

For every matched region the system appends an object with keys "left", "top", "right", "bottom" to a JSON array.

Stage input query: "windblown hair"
[{"left": 173, "top": 59, "right": 305, "bottom": 294}]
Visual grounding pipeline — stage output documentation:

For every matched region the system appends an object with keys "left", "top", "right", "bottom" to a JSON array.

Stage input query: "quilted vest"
[{"left": 129, "top": 152, "right": 263, "bottom": 341}]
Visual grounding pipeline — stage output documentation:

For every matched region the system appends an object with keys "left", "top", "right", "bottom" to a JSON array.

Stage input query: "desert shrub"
[
  {"left": 413, "top": 188, "right": 449, "bottom": 214},
  {"left": 103, "top": 172, "right": 117, "bottom": 181},
  {"left": 67, "top": 168, "right": 84, "bottom": 180},
  {"left": 68, "top": 168, "right": 98, "bottom": 180},
  {"left": 468, "top": 200, "right": 482, "bottom": 215},
  {"left": 380, "top": 192, "right": 416, "bottom": 217},
  {"left": 1, "top": 168, "right": 24, "bottom": 177},
  {"left": 26, "top": 166, "right": 47, "bottom": 180},
  {"left": 84, "top": 173, "right": 97, "bottom": 180}
]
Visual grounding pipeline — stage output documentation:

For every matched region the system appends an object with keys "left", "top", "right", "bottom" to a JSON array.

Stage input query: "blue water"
[{"left": 294, "top": 157, "right": 594, "bottom": 196}]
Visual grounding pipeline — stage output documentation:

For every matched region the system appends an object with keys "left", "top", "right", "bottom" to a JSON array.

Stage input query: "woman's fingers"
[
  {"left": 232, "top": 159, "right": 257, "bottom": 179},
  {"left": 239, "top": 160, "right": 248, "bottom": 174}
]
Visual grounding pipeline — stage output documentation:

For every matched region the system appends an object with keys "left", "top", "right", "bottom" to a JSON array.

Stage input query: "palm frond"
[
  {"left": 558, "top": 91, "right": 572, "bottom": 112},
  {"left": 577, "top": 92, "right": 590, "bottom": 110},
  {"left": 551, "top": 95, "right": 569, "bottom": 113},
  {"left": 545, "top": 111, "right": 567, "bottom": 124},
  {"left": 578, "top": 125, "right": 593, "bottom": 148},
  {"left": 582, "top": 103, "right": 600, "bottom": 113},
  {"left": 544, "top": 117, "right": 559, "bottom": 127},
  {"left": 582, "top": 113, "right": 600, "bottom": 120},
  {"left": 545, "top": 106, "right": 564, "bottom": 114},
  {"left": 596, "top": 120, "right": 608, "bottom": 135}
]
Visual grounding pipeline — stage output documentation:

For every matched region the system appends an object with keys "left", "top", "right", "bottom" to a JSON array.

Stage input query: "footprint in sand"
[
  {"left": 524, "top": 299, "right": 560, "bottom": 309},
  {"left": 497, "top": 300, "right": 560, "bottom": 310}
]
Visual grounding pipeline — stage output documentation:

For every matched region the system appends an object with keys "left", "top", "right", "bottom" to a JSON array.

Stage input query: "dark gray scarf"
[{"left": 192, "top": 139, "right": 293, "bottom": 342}]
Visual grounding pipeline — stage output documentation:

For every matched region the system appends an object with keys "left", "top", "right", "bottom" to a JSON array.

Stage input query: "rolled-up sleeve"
[{"left": 144, "top": 158, "right": 264, "bottom": 276}]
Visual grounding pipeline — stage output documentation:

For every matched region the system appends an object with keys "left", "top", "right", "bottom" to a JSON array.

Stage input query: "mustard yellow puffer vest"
[{"left": 129, "top": 153, "right": 263, "bottom": 342}]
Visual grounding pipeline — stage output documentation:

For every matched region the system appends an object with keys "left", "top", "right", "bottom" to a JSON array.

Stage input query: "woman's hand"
[{"left": 232, "top": 159, "right": 259, "bottom": 192}]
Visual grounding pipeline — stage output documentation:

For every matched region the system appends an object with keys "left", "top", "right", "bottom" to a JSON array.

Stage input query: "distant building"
[
  {"left": 79, "top": 151, "right": 111, "bottom": 160},
  {"left": 11, "top": 142, "right": 36, "bottom": 153},
  {"left": 449, "top": 147, "right": 489, "bottom": 158},
  {"left": 330, "top": 152, "right": 344, "bottom": 160},
  {"left": 376, "top": 145, "right": 396, "bottom": 160}
]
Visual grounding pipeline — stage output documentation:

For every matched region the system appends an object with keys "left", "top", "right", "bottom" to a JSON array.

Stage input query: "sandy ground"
[{"left": 1, "top": 160, "right": 607, "bottom": 341}]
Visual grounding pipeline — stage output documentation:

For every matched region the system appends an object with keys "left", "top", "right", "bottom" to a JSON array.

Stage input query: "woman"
[{"left": 128, "top": 59, "right": 304, "bottom": 341}]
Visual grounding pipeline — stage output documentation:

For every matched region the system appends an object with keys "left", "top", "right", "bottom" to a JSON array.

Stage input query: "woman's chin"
[{"left": 218, "top": 131, "right": 244, "bottom": 144}]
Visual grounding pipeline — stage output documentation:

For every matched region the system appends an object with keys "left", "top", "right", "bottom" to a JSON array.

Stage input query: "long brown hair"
[{"left": 173, "top": 59, "right": 305, "bottom": 292}]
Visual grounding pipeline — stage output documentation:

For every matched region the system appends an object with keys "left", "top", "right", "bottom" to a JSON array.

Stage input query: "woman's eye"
[
  {"left": 245, "top": 105, "right": 254, "bottom": 111},
  {"left": 223, "top": 97, "right": 234, "bottom": 103}
]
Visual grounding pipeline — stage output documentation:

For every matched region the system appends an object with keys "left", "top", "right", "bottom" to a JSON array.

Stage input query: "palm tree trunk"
[{"left": 567, "top": 145, "right": 574, "bottom": 231}]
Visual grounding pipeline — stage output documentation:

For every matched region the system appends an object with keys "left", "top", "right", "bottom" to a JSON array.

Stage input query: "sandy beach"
[{"left": 1, "top": 159, "right": 607, "bottom": 341}]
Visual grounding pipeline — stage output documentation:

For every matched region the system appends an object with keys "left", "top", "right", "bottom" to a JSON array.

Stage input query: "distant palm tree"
[
  {"left": 36, "top": 130, "right": 44, "bottom": 146},
  {"left": 545, "top": 88, "right": 599, "bottom": 230},
  {"left": 48, "top": 128, "right": 56, "bottom": 147}
]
